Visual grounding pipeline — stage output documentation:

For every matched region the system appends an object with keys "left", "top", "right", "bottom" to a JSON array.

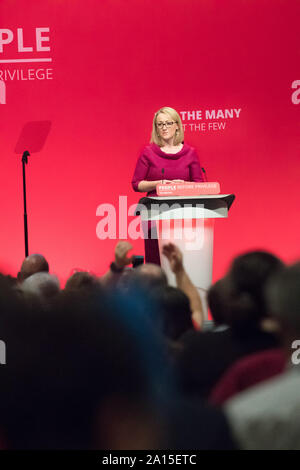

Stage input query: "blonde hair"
[{"left": 150, "top": 106, "right": 184, "bottom": 146}]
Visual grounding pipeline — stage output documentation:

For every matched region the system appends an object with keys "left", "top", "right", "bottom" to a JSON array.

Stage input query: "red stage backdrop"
[{"left": 1, "top": 0, "right": 299, "bottom": 284}]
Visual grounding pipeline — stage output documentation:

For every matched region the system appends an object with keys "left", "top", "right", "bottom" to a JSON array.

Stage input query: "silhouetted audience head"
[
  {"left": 0, "top": 274, "right": 17, "bottom": 289},
  {"left": 0, "top": 273, "right": 23, "bottom": 316},
  {"left": 265, "top": 262, "right": 300, "bottom": 339},
  {"left": 225, "top": 251, "right": 284, "bottom": 332},
  {"left": 155, "top": 286, "right": 194, "bottom": 341},
  {"left": 64, "top": 271, "right": 99, "bottom": 293},
  {"left": 207, "top": 278, "right": 231, "bottom": 326},
  {"left": 134, "top": 263, "right": 168, "bottom": 289},
  {"left": 20, "top": 272, "right": 60, "bottom": 303},
  {"left": 17, "top": 254, "right": 49, "bottom": 283},
  {"left": 0, "top": 273, "right": 16, "bottom": 291}
]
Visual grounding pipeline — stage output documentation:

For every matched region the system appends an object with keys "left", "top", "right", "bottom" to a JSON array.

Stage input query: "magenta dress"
[{"left": 132, "top": 143, "right": 204, "bottom": 264}]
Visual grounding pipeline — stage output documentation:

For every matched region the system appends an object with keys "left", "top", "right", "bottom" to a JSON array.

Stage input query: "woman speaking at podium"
[{"left": 132, "top": 106, "right": 204, "bottom": 264}]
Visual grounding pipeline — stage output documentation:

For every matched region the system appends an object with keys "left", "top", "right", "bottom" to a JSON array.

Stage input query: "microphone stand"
[{"left": 22, "top": 150, "right": 30, "bottom": 257}]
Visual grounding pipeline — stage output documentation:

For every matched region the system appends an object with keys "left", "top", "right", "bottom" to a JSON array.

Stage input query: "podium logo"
[
  {"left": 0, "top": 80, "right": 6, "bottom": 104},
  {"left": 291, "top": 80, "right": 300, "bottom": 105}
]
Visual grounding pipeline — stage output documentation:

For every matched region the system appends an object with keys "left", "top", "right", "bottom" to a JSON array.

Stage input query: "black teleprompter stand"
[
  {"left": 15, "top": 120, "right": 52, "bottom": 259},
  {"left": 22, "top": 150, "right": 30, "bottom": 258}
]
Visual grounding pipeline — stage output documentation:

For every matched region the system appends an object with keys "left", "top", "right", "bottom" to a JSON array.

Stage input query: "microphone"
[
  {"left": 161, "top": 168, "right": 165, "bottom": 183},
  {"left": 201, "top": 167, "right": 208, "bottom": 182}
]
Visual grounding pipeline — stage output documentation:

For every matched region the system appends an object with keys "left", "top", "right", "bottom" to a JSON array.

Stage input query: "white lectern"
[{"left": 135, "top": 194, "right": 235, "bottom": 318}]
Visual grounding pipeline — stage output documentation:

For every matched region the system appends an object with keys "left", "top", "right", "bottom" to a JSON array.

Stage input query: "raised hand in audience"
[
  {"left": 100, "top": 241, "right": 134, "bottom": 287},
  {"left": 163, "top": 243, "right": 204, "bottom": 329},
  {"left": 162, "top": 242, "right": 183, "bottom": 274},
  {"left": 115, "top": 241, "right": 134, "bottom": 268}
]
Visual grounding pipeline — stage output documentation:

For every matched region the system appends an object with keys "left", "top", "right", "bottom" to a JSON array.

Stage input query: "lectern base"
[{"left": 136, "top": 194, "right": 236, "bottom": 321}]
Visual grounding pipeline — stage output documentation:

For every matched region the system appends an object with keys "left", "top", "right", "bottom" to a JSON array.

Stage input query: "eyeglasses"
[{"left": 156, "top": 121, "right": 177, "bottom": 129}]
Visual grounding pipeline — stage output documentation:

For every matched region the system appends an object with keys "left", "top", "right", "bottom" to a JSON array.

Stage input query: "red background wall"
[{"left": 1, "top": 0, "right": 299, "bottom": 284}]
